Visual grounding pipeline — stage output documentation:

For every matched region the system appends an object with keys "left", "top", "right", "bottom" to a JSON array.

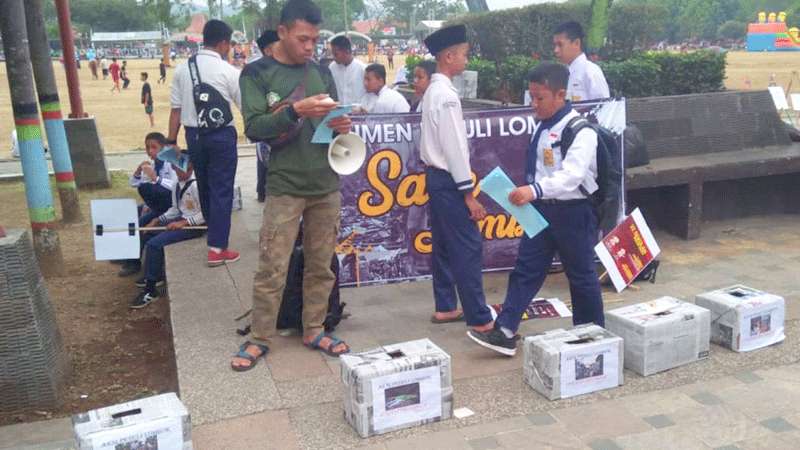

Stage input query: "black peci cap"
[
  {"left": 257, "top": 30, "right": 280, "bottom": 51},
  {"left": 424, "top": 24, "right": 467, "bottom": 56}
]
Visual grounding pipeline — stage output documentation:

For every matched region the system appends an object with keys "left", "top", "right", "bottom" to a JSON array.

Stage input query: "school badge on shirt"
[
  {"left": 185, "top": 199, "right": 196, "bottom": 211},
  {"left": 266, "top": 91, "right": 281, "bottom": 108},
  {"left": 543, "top": 148, "right": 555, "bottom": 167}
]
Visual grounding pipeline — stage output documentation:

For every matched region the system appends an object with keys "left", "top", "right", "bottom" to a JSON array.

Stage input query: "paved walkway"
[{"left": 1, "top": 156, "right": 798, "bottom": 450}]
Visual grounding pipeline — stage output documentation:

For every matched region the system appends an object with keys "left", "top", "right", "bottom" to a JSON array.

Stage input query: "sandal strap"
[
  {"left": 238, "top": 341, "right": 268, "bottom": 357},
  {"left": 309, "top": 331, "right": 329, "bottom": 348},
  {"left": 234, "top": 350, "right": 256, "bottom": 362}
]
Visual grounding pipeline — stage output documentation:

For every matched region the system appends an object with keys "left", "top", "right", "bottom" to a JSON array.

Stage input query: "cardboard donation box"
[
  {"left": 695, "top": 285, "right": 785, "bottom": 352},
  {"left": 605, "top": 297, "right": 710, "bottom": 376},
  {"left": 340, "top": 339, "right": 453, "bottom": 438},
  {"left": 73, "top": 393, "right": 191, "bottom": 450},
  {"left": 523, "top": 325, "right": 623, "bottom": 400}
]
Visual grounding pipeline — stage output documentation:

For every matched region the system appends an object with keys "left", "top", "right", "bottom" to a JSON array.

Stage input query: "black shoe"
[
  {"left": 130, "top": 290, "right": 160, "bottom": 309},
  {"left": 135, "top": 277, "right": 165, "bottom": 289},
  {"left": 467, "top": 327, "right": 518, "bottom": 356},
  {"left": 118, "top": 263, "right": 141, "bottom": 277}
]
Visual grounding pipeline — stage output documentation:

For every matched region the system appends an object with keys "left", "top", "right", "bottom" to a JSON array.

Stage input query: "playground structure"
[{"left": 747, "top": 11, "right": 800, "bottom": 51}]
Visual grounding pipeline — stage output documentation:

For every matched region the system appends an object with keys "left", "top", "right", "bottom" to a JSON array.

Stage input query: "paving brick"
[
  {"left": 467, "top": 436, "right": 500, "bottom": 450},
  {"left": 193, "top": 410, "right": 299, "bottom": 450},
  {"left": 614, "top": 426, "right": 711, "bottom": 450},
  {"left": 588, "top": 438, "right": 623, "bottom": 450},
  {"left": 732, "top": 372, "right": 763, "bottom": 385},
  {"left": 643, "top": 414, "right": 676, "bottom": 429},
  {"left": 552, "top": 401, "right": 651, "bottom": 442},
  {"left": 690, "top": 392, "right": 724, "bottom": 406},
  {"left": 526, "top": 413, "right": 557, "bottom": 426},
  {"left": 385, "top": 430, "right": 470, "bottom": 450},
  {"left": 760, "top": 417, "right": 798, "bottom": 433}
]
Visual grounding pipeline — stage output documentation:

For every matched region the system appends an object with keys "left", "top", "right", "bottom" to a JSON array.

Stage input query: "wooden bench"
[{"left": 625, "top": 90, "right": 800, "bottom": 239}]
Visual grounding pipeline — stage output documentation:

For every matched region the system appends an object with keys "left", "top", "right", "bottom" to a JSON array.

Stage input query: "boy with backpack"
[{"left": 468, "top": 63, "right": 606, "bottom": 357}]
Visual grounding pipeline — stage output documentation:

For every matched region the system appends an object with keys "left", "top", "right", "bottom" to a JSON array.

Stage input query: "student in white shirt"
[
  {"left": 468, "top": 63, "right": 604, "bottom": 357},
  {"left": 420, "top": 25, "right": 495, "bottom": 334},
  {"left": 167, "top": 19, "right": 242, "bottom": 268},
  {"left": 359, "top": 63, "right": 410, "bottom": 114},
  {"left": 411, "top": 60, "right": 436, "bottom": 112},
  {"left": 328, "top": 36, "right": 366, "bottom": 104},
  {"left": 553, "top": 21, "right": 610, "bottom": 102}
]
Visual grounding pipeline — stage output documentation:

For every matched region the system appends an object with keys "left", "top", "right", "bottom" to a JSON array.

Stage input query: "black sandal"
[{"left": 230, "top": 341, "right": 269, "bottom": 372}]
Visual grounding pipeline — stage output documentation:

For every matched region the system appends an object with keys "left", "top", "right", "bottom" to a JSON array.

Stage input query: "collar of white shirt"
[
  {"left": 569, "top": 53, "right": 588, "bottom": 71},
  {"left": 197, "top": 48, "right": 222, "bottom": 60},
  {"left": 430, "top": 73, "right": 456, "bottom": 92}
]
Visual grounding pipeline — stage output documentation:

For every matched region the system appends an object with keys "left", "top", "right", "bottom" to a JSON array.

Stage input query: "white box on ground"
[
  {"left": 340, "top": 338, "right": 452, "bottom": 438},
  {"left": 72, "top": 392, "right": 191, "bottom": 450},
  {"left": 605, "top": 297, "right": 710, "bottom": 376},
  {"left": 523, "top": 324, "right": 623, "bottom": 400},
  {"left": 695, "top": 285, "right": 785, "bottom": 352}
]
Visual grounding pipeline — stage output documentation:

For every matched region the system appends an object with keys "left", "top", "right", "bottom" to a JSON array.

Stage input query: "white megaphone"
[{"left": 328, "top": 133, "right": 366, "bottom": 175}]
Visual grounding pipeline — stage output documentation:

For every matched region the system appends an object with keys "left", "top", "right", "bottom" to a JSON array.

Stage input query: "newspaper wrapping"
[
  {"left": 340, "top": 339, "right": 453, "bottom": 437},
  {"left": 72, "top": 392, "right": 191, "bottom": 450},
  {"left": 523, "top": 325, "right": 624, "bottom": 400},
  {"left": 695, "top": 285, "right": 785, "bottom": 352},
  {"left": 605, "top": 297, "right": 711, "bottom": 376}
]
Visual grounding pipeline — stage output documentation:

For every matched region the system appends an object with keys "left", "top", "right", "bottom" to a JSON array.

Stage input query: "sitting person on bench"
[
  {"left": 131, "top": 156, "right": 205, "bottom": 309},
  {"left": 130, "top": 132, "right": 177, "bottom": 216}
]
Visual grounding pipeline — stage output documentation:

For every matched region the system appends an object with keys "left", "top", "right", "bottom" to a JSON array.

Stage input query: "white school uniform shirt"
[
  {"left": 360, "top": 86, "right": 411, "bottom": 114},
  {"left": 420, "top": 73, "right": 473, "bottom": 191},
  {"left": 328, "top": 59, "right": 367, "bottom": 105},
  {"left": 129, "top": 160, "right": 177, "bottom": 192},
  {"left": 566, "top": 53, "right": 610, "bottom": 103},
  {"left": 158, "top": 176, "right": 205, "bottom": 226},
  {"left": 529, "top": 109, "right": 599, "bottom": 201},
  {"left": 170, "top": 48, "right": 242, "bottom": 128}
]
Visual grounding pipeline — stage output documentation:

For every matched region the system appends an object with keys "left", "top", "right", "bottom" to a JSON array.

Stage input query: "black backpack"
[
  {"left": 558, "top": 116, "right": 623, "bottom": 233},
  {"left": 188, "top": 55, "right": 233, "bottom": 135},
  {"left": 276, "top": 238, "right": 346, "bottom": 332}
]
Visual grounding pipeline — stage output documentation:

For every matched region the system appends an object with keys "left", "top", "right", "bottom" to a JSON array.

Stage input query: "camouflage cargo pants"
[{"left": 250, "top": 191, "right": 340, "bottom": 345}]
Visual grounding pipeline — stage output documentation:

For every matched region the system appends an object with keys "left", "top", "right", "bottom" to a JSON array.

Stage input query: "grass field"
[{"left": 0, "top": 51, "right": 797, "bottom": 155}]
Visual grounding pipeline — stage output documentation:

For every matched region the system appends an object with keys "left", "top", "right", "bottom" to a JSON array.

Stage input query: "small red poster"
[{"left": 594, "top": 208, "right": 660, "bottom": 292}]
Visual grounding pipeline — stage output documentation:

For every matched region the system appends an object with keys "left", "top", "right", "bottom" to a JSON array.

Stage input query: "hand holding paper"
[
  {"left": 311, "top": 105, "right": 354, "bottom": 144},
  {"left": 479, "top": 167, "right": 548, "bottom": 238}
]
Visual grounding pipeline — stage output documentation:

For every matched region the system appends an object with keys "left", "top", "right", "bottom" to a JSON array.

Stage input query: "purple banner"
[{"left": 337, "top": 99, "right": 626, "bottom": 287}]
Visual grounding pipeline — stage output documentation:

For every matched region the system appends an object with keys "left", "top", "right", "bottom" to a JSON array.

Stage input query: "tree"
[
  {"left": 377, "top": 0, "right": 467, "bottom": 33},
  {"left": 717, "top": 20, "right": 746, "bottom": 40}
]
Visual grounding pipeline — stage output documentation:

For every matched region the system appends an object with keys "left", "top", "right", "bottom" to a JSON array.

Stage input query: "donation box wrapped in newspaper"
[
  {"left": 605, "top": 297, "right": 710, "bottom": 376},
  {"left": 695, "top": 285, "right": 785, "bottom": 352},
  {"left": 73, "top": 393, "right": 191, "bottom": 450},
  {"left": 523, "top": 325, "right": 623, "bottom": 400},
  {"left": 340, "top": 338, "right": 453, "bottom": 438}
]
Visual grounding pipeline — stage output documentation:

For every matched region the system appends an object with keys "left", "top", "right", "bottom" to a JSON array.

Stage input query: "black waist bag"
[{"left": 188, "top": 55, "right": 233, "bottom": 135}]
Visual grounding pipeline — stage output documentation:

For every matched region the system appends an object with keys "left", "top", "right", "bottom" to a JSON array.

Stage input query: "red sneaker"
[{"left": 207, "top": 249, "right": 240, "bottom": 267}]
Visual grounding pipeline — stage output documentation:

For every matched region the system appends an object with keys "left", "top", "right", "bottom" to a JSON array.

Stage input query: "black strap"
[
  {"left": 188, "top": 55, "right": 202, "bottom": 89},
  {"left": 556, "top": 116, "right": 595, "bottom": 198},
  {"left": 179, "top": 178, "right": 195, "bottom": 200}
]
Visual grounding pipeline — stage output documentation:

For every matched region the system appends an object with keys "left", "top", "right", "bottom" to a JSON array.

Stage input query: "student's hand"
[
  {"left": 328, "top": 115, "right": 353, "bottom": 134},
  {"left": 464, "top": 194, "right": 487, "bottom": 221},
  {"left": 293, "top": 94, "right": 337, "bottom": 119},
  {"left": 141, "top": 164, "right": 157, "bottom": 181},
  {"left": 166, "top": 220, "right": 187, "bottom": 230},
  {"left": 145, "top": 219, "right": 159, "bottom": 229},
  {"left": 509, "top": 186, "right": 535, "bottom": 206}
]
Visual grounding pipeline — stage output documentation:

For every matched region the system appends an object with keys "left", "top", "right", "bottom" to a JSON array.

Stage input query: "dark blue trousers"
[
  {"left": 426, "top": 168, "right": 493, "bottom": 327},
  {"left": 186, "top": 126, "right": 238, "bottom": 249},
  {"left": 137, "top": 183, "right": 172, "bottom": 216},
  {"left": 496, "top": 201, "right": 604, "bottom": 332},
  {"left": 142, "top": 221, "right": 204, "bottom": 283}
]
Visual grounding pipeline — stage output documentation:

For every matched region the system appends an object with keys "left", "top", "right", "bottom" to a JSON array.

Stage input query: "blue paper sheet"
[
  {"left": 479, "top": 167, "right": 549, "bottom": 238},
  {"left": 157, "top": 146, "right": 189, "bottom": 172},
  {"left": 311, "top": 105, "right": 353, "bottom": 144}
]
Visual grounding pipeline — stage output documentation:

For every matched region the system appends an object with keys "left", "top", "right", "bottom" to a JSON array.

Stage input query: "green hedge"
[
  {"left": 466, "top": 58, "right": 499, "bottom": 100},
  {"left": 498, "top": 55, "right": 540, "bottom": 104},
  {"left": 451, "top": 2, "right": 667, "bottom": 63},
  {"left": 599, "top": 51, "right": 726, "bottom": 98}
]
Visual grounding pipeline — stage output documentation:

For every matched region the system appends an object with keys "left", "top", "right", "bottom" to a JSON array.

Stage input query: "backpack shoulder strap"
[
  {"left": 558, "top": 116, "right": 593, "bottom": 159},
  {"left": 188, "top": 55, "right": 201, "bottom": 88}
]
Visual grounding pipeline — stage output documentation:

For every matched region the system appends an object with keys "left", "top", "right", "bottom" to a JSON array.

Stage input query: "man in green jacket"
[{"left": 232, "top": 0, "right": 352, "bottom": 371}]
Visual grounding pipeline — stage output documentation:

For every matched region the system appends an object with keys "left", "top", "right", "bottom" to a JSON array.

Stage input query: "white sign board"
[
  {"left": 91, "top": 199, "right": 140, "bottom": 261},
  {"left": 768, "top": 86, "right": 790, "bottom": 110}
]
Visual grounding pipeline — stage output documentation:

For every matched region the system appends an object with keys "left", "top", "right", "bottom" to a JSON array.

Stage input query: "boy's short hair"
[
  {"left": 144, "top": 132, "right": 167, "bottom": 145},
  {"left": 141, "top": 72, "right": 148, "bottom": 79},
  {"left": 330, "top": 36, "right": 352, "bottom": 52},
  {"left": 416, "top": 60, "right": 437, "bottom": 78},
  {"left": 528, "top": 63, "right": 570, "bottom": 92},
  {"left": 280, "top": 0, "right": 323, "bottom": 27},
  {"left": 203, "top": 19, "right": 233, "bottom": 47},
  {"left": 365, "top": 63, "right": 386, "bottom": 82},
  {"left": 554, "top": 21, "right": 585, "bottom": 42},
  {"left": 112, "top": 57, "right": 117, "bottom": 62}
]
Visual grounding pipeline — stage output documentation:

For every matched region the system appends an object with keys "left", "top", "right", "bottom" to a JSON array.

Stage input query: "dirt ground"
[
  {"left": 0, "top": 173, "right": 178, "bottom": 426},
  {"left": 0, "top": 54, "right": 400, "bottom": 155}
]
